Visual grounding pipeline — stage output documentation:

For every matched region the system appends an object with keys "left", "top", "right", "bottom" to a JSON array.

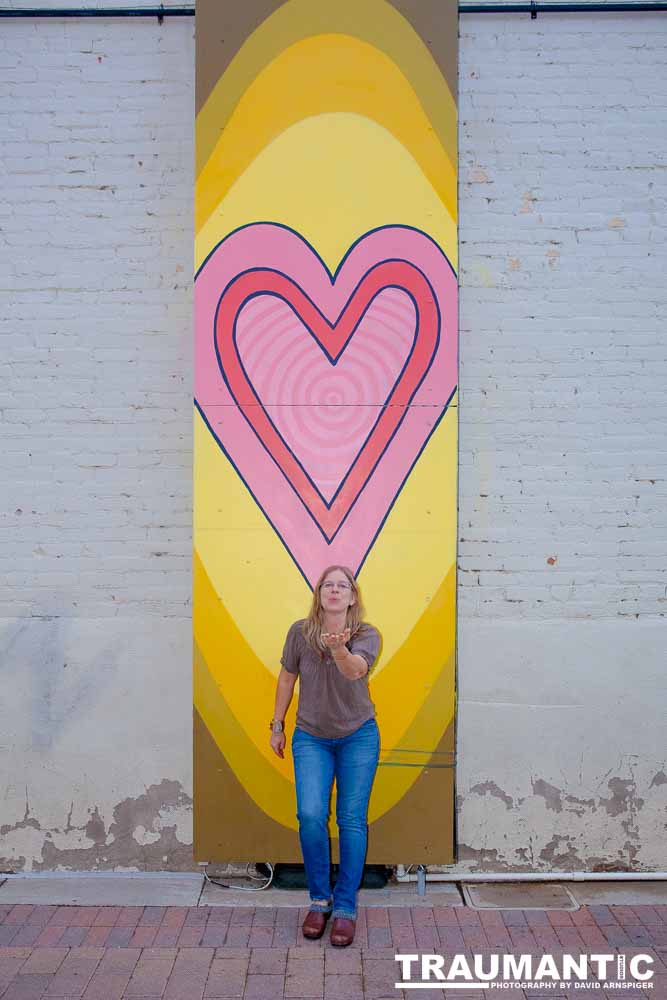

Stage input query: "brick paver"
[{"left": 0, "top": 902, "right": 664, "bottom": 998}]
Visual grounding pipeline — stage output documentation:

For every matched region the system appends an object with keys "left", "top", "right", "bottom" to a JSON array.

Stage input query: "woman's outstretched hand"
[{"left": 321, "top": 627, "right": 351, "bottom": 652}]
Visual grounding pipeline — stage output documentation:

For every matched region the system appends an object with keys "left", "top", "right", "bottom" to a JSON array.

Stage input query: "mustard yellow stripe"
[
  {"left": 193, "top": 550, "right": 456, "bottom": 822},
  {"left": 195, "top": 0, "right": 456, "bottom": 177},
  {"left": 194, "top": 628, "right": 456, "bottom": 828},
  {"left": 196, "top": 34, "right": 456, "bottom": 237},
  {"left": 194, "top": 641, "right": 300, "bottom": 831}
]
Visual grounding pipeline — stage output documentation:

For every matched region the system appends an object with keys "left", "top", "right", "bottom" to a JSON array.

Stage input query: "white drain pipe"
[{"left": 394, "top": 865, "right": 667, "bottom": 882}]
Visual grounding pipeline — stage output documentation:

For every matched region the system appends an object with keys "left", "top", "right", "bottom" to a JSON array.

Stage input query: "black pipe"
[
  {"left": 462, "top": 2, "right": 667, "bottom": 10},
  {"left": 1, "top": 3, "right": 667, "bottom": 17},
  {"left": 0, "top": 6, "right": 194, "bottom": 15}
]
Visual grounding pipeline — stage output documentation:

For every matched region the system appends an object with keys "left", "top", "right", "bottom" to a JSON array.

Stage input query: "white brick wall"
[
  {"left": 458, "top": 7, "right": 667, "bottom": 625},
  {"left": 1, "top": 1, "right": 665, "bottom": 871}
]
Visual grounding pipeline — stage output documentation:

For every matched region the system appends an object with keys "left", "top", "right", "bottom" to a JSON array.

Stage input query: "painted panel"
[{"left": 194, "top": 0, "right": 458, "bottom": 862}]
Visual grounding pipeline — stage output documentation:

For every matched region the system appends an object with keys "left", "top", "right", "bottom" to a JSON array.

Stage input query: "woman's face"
[{"left": 320, "top": 569, "right": 356, "bottom": 614}]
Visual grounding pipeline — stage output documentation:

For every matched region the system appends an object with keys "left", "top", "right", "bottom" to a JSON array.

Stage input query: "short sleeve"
[
  {"left": 280, "top": 621, "right": 302, "bottom": 675},
  {"left": 349, "top": 624, "right": 380, "bottom": 674}
]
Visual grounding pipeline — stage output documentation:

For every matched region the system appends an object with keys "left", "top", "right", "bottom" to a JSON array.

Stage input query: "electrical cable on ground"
[{"left": 202, "top": 862, "right": 274, "bottom": 892}]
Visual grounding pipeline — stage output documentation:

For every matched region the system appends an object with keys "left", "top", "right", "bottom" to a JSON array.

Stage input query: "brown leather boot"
[
  {"left": 302, "top": 910, "right": 330, "bottom": 940},
  {"left": 330, "top": 916, "right": 356, "bottom": 947}
]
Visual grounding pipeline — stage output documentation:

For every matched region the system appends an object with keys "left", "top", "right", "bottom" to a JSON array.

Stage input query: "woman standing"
[{"left": 269, "top": 565, "right": 381, "bottom": 947}]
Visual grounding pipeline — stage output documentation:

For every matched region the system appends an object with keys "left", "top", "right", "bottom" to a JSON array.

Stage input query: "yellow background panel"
[{"left": 195, "top": 113, "right": 457, "bottom": 275}]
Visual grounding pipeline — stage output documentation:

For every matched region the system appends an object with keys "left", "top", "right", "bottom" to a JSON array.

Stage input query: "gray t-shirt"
[{"left": 281, "top": 619, "right": 381, "bottom": 738}]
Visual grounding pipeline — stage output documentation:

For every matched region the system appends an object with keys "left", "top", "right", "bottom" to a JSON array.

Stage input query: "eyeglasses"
[{"left": 321, "top": 581, "right": 352, "bottom": 591}]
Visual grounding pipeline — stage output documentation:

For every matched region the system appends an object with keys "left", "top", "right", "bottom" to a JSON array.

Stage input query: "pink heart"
[
  {"left": 195, "top": 224, "right": 457, "bottom": 587},
  {"left": 235, "top": 283, "right": 416, "bottom": 503},
  {"left": 215, "top": 259, "right": 439, "bottom": 538}
]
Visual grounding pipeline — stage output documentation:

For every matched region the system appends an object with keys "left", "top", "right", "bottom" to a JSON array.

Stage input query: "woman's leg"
[
  {"left": 332, "top": 719, "right": 380, "bottom": 919},
  {"left": 292, "top": 727, "right": 336, "bottom": 911}
]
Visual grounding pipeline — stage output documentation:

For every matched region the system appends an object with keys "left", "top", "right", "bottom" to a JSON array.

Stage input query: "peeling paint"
[
  {"left": 458, "top": 845, "right": 500, "bottom": 866},
  {"left": 539, "top": 834, "right": 585, "bottom": 868},
  {"left": 456, "top": 768, "right": 662, "bottom": 873},
  {"left": 563, "top": 793, "right": 596, "bottom": 818},
  {"left": 469, "top": 781, "right": 513, "bottom": 810},
  {"left": 532, "top": 779, "right": 563, "bottom": 813},
  {"left": 133, "top": 825, "right": 162, "bottom": 846},
  {"left": 0, "top": 780, "right": 194, "bottom": 873},
  {"left": 531, "top": 781, "right": 598, "bottom": 819},
  {"left": 2, "top": 770, "right": 664, "bottom": 874},
  {"left": 85, "top": 807, "right": 106, "bottom": 845},
  {"left": 599, "top": 777, "right": 644, "bottom": 818}
]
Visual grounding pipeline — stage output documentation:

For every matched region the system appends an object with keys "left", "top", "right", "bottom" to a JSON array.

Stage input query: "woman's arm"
[
  {"left": 269, "top": 668, "right": 298, "bottom": 759},
  {"left": 273, "top": 667, "right": 297, "bottom": 720},
  {"left": 330, "top": 645, "right": 368, "bottom": 680},
  {"left": 324, "top": 627, "right": 377, "bottom": 680}
]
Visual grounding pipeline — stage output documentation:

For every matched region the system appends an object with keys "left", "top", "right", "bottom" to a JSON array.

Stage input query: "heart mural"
[{"left": 195, "top": 223, "right": 457, "bottom": 587}]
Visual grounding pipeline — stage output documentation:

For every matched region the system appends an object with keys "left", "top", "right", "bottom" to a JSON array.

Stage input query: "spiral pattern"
[{"left": 235, "top": 287, "right": 416, "bottom": 501}]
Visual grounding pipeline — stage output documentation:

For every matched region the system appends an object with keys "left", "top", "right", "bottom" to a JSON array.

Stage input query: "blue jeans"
[{"left": 292, "top": 717, "right": 380, "bottom": 920}]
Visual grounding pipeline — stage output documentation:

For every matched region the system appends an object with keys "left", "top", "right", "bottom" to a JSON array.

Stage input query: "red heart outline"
[{"left": 215, "top": 259, "right": 440, "bottom": 540}]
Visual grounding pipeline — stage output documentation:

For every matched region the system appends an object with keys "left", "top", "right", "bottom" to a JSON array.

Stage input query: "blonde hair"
[{"left": 301, "top": 565, "right": 366, "bottom": 657}]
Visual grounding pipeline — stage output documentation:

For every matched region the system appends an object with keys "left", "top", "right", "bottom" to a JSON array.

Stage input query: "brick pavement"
[{"left": 0, "top": 903, "right": 666, "bottom": 998}]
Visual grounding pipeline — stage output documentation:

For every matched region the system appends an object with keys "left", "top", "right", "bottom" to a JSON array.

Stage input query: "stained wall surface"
[{"left": 1, "top": 1, "right": 666, "bottom": 872}]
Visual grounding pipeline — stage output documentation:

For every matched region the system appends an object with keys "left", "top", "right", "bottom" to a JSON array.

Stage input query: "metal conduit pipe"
[
  {"left": 462, "top": 2, "right": 667, "bottom": 10},
  {"left": 2, "top": 3, "right": 667, "bottom": 16},
  {"left": 0, "top": 6, "right": 194, "bottom": 15},
  {"left": 395, "top": 865, "right": 667, "bottom": 882}
]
